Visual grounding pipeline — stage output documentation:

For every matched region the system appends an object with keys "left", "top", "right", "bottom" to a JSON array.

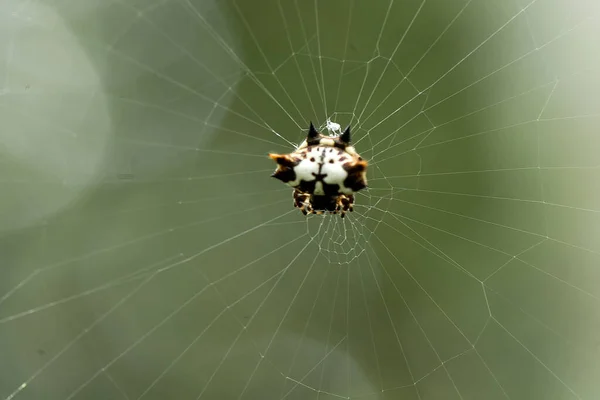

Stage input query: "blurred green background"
[{"left": 1, "top": 0, "right": 599, "bottom": 399}]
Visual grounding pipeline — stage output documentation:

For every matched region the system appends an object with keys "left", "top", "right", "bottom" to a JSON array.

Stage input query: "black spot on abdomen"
[
  {"left": 297, "top": 179, "right": 317, "bottom": 193},
  {"left": 272, "top": 167, "right": 296, "bottom": 183},
  {"left": 310, "top": 195, "right": 337, "bottom": 212}
]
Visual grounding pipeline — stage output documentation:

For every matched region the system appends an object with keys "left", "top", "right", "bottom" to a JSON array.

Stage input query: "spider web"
[{"left": 1, "top": 0, "right": 600, "bottom": 399}]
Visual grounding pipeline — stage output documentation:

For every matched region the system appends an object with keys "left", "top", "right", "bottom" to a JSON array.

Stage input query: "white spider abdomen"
[
  {"left": 286, "top": 146, "right": 351, "bottom": 195},
  {"left": 289, "top": 157, "right": 320, "bottom": 187},
  {"left": 321, "top": 161, "right": 348, "bottom": 186}
]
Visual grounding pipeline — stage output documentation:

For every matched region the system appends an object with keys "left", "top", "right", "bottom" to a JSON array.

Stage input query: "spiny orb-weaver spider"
[{"left": 269, "top": 122, "right": 368, "bottom": 218}]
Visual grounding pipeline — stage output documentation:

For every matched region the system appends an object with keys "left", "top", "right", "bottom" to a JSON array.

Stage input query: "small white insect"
[{"left": 325, "top": 118, "right": 341, "bottom": 136}]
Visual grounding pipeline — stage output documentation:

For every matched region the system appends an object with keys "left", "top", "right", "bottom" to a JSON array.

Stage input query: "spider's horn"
[
  {"left": 344, "top": 159, "right": 368, "bottom": 192},
  {"left": 307, "top": 122, "right": 319, "bottom": 140},
  {"left": 269, "top": 153, "right": 294, "bottom": 167},
  {"left": 269, "top": 153, "right": 298, "bottom": 183},
  {"left": 340, "top": 126, "right": 351, "bottom": 144}
]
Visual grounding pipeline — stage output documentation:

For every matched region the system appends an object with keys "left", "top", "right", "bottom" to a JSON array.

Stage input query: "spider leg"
[
  {"left": 303, "top": 200, "right": 314, "bottom": 215},
  {"left": 293, "top": 189, "right": 313, "bottom": 216},
  {"left": 335, "top": 194, "right": 354, "bottom": 218}
]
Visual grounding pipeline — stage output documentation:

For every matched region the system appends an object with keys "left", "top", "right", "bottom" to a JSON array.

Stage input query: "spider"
[{"left": 269, "top": 121, "right": 368, "bottom": 218}]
